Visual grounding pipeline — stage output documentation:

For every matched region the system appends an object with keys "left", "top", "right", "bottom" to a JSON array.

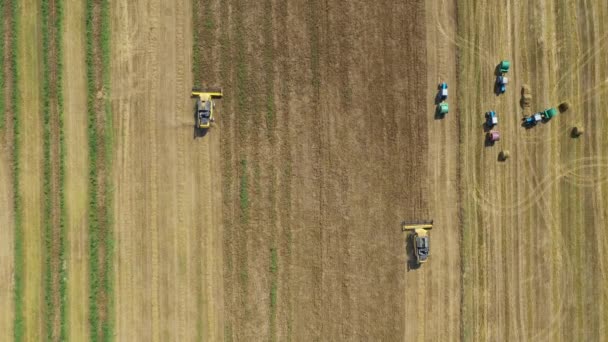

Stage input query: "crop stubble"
[
  {"left": 112, "top": 0, "right": 224, "bottom": 340},
  {"left": 458, "top": 0, "right": 608, "bottom": 341}
]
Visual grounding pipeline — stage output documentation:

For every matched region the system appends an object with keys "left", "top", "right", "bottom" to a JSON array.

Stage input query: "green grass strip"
[
  {"left": 85, "top": 0, "right": 114, "bottom": 340},
  {"left": 57, "top": 0, "right": 68, "bottom": 339},
  {"left": 11, "top": 0, "right": 24, "bottom": 339},
  {"left": 100, "top": 0, "right": 114, "bottom": 340},
  {"left": 239, "top": 159, "right": 249, "bottom": 224},
  {"left": 0, "top": 1, "right": 4, "bottom": 130},
  {"left": 85, "top": 0, "right": 100, "bottom": 340},
  {"left": 40, "top": 0, "right": 54, "bottom": 340}
]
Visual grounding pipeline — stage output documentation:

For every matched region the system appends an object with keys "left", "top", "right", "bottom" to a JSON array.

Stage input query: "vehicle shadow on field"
[{"left": 405, "top": 233, "right": 421, "bottom": 271}]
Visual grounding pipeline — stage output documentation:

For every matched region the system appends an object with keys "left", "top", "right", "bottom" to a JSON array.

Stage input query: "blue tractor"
[
  {"left": 523, "top": 112, "right": 542, "bottom": 127},
  {"left": 485, "top": 111, "right": 498, "bottom": 127},
  {"left": 496, "top": 75, "right": 509, "bottom": 94},
  {"left": 496, "top": 60, "right": 510, "bottom": 94},
  {"left": 438, "top": 82, "right": 448, "bottom": 100}
]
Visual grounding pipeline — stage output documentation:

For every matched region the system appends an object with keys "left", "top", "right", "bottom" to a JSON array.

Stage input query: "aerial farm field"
[{"left": 0, "top": 0, "right": 606, "bottom": 341}]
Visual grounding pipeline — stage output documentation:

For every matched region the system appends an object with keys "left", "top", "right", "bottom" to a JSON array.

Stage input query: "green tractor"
[
  {"left": 436, "top": 102, "right": 449, "bottom": 116},
  {"left": 499, "top": 60, "right": 510, "bottom": 74},
  {"left": 542, "top": 107, "right": 558, "bottom": 120}
]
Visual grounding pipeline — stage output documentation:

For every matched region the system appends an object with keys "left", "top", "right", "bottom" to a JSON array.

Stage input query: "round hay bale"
[
  {"left": 500, "top": 150, "right": 510, "bottom": 160},
  {"left": 521, "top": 84, "right": 531, "bottom": 96},
  {"left": 572, "top": 126, "right": 584, "bottom": 137},
  {"left": 559, "top": 101, "right": 570, "bottom": 113}
]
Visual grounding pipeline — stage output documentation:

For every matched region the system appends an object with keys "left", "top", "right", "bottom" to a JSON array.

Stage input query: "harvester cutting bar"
[
  {"left": 402, "top": 220, "right": 433, "bottom": 231},
  {"left": 192, "top": 87, "right": 223, "bottom": 97}
]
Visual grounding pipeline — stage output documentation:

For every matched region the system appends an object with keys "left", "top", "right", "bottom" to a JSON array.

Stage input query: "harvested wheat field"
[{"left": 1, "top": 0, "right": 607, "bottom": 341}]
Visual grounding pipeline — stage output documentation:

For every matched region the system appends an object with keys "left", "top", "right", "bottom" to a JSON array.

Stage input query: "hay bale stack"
[
  {"left": 520, "top": 85, "right": 532, "bottom": 108},
  {"left": 559, "top": 101, "right": 570, "bottom": 113}
]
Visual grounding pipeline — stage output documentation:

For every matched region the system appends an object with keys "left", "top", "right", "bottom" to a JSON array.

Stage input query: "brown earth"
[
  {"left": 18, "top": 0, "right": 44, "bottom": 340},
  {"left": 111, "top": 0, "right": 224, "bottom": 340},
  {"left": 458, "top": 0, "right": 608, "bottom": 341},
  {"left": 63, "top": 0, "right": 90, "bottom": 340},
  {"left": 201, "top": 0, "right": 457, "bottom": 340}
]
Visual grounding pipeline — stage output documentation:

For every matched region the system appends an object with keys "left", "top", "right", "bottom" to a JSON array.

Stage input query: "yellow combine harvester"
[
  {"left": 402, "top": 220, "right": 433, "bottom": 265},
  {"left": 192, "top": 87, "right": 223, "bottom": 130}
]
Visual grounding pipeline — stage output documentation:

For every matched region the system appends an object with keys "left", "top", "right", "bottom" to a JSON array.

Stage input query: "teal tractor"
[
  {"left": 542, "top": 107, "right": 557, "bottom": 120},
  {"left": 496, "top": 60, "right": 510, "bottom": 94},
  {"left": 522, "top": 108, "right": 558, "bottom": 127}
]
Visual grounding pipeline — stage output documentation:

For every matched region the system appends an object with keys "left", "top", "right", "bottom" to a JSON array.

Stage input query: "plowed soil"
[{"left": 199, "top": 0, "right": 459, "bottom": 340}]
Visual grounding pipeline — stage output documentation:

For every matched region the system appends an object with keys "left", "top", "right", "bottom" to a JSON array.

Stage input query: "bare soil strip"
[
  {"left": 0, "top": 1, "right": 16, "bottom": 339},
  {"left": 18, "top": 0, "right": 44, "bottom": 340},
  {"left": 63, "top": 0, "right": 90, "bottom": 339},
  {"left": 214, "top": 0, "right": 432, "bottom": 340}
]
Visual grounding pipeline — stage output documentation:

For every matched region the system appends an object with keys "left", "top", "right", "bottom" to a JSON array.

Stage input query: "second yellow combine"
[
  {"left": 402, "top": 220, "right": 433, "bottom": 265},
  {"left": 192, "top": 87, "right": 223, "bottom": 130}
]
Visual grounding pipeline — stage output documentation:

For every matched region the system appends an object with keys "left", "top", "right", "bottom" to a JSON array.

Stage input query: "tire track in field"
[{"left": 471, "top": 157, "right": 608, "bottom": 215}]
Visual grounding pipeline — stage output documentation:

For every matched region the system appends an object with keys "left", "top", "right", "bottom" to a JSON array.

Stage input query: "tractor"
[
  {"left": 438, "top": 82, "right": 448, "bottom": 100},
  {"left": 402, "top": 220, "right": 433, "bottom": 265},
  {"left": 437, "top": 102, "right": 449, "bottom": 116},
  {"left": 192, "top": 87, "right": 223, "bottom": 130},
  {"left": 496, "top": 60, "right": 510, "bottom": 94},
  {"left": 523, "top": 112, "right": 543, "bottom": 127},
  {"left": 485, "top": 111, "right": 498, "bottom": 127},
  {"left": 541, "top": 107, "right": 558, "bottom": 120}
]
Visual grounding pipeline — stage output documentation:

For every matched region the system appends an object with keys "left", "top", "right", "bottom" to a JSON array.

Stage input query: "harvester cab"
[
  {"left": 192, "top": 87, "right": 223, "bottom": 130},
  {"left": 402, "top": 220, "right": 433, "bottom": 265}
]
